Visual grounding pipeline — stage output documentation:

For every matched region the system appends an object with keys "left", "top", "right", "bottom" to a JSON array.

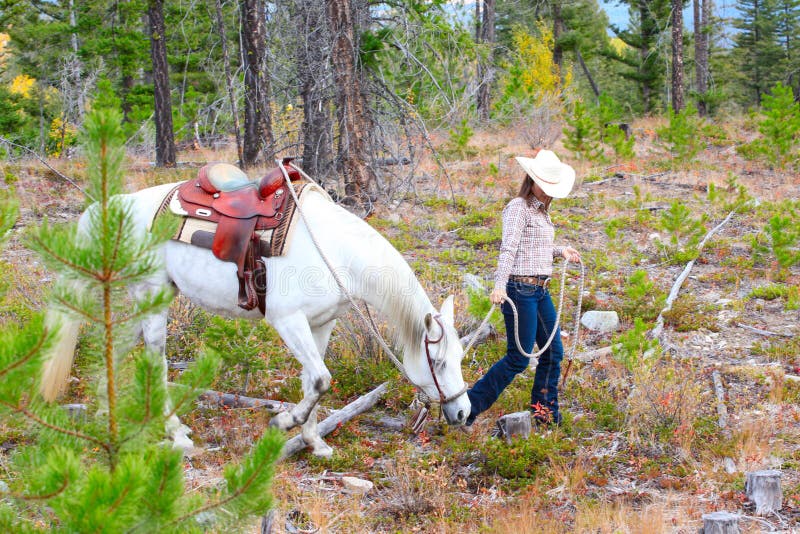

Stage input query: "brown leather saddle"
[{"left": 176, "top": 158, "right": 301, "bottom": 312}]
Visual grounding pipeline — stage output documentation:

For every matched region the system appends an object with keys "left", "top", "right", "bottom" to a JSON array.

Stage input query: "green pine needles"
[
  {"left": 0, "top": 109, "right": 284, "bottom": 532},
  {"left": 738, "top": 82, "right": 800, "bottom": 168}
]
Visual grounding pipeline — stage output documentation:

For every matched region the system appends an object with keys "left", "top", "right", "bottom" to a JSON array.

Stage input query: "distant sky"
[
  {"left": 447, "top": 1, "right": 740, "bottom": 34},
  {"left": 599, "top": 0, "right": 741, "bottom": 31}
]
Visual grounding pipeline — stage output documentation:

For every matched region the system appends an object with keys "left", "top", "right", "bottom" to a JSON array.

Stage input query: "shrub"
[
  {"left": 619, "top": 270, "right": 665, "bottom": 323},
  {"left": 657, "top": 103, "right": 702, "bottom": 162},
  {"left": 563, "top": 99, "right": 603, "bottom": 161},
  {"left": 737, "top": 83, "right": 800, "bottom": 167}
]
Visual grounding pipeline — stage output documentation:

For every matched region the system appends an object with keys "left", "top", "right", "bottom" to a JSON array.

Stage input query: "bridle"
[{"left": 423, "top": 314, "right": 468, "bottom": 405}]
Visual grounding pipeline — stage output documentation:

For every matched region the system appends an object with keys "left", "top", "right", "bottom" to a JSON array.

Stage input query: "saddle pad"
[{"left": 150, "top": 181, "right": 322, "bottom": 258}]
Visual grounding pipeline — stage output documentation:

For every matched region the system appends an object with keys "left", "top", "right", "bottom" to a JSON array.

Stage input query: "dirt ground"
[{"left": 1, "top": 119, "right": 799, "bottom": 533}]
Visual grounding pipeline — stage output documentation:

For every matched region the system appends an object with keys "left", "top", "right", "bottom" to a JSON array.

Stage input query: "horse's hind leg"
[
  {"left": 298, "top": 320, "right": 337, "bottom": 457},
  {"left": 131, "top": 280, "right": 194, "bottom": 452},
  {"left": 267, "top": 312, "right": 332, "bottom": 442}
]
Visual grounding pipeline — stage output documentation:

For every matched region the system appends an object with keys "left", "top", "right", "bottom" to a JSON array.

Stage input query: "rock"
[
  {"left": 580, "top": 310, "right": 620, "bottom": 333},
  {"left": 723, "top": 457, "right": 736, "bottom": 474},
  {"left": 342, "top": 476, "right": 374, "bottom": 494},
  {"left": 462, "top": 273, "right": 486, "bottom": 293}
]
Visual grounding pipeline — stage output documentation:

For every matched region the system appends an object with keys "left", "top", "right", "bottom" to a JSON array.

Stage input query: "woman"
[{"left": 466, "top": 149, "right": 581, "bottom": 428}]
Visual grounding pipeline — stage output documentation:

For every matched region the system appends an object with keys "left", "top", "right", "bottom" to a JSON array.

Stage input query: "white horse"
[{"left": 41, "top": 181, "right": 471, "bottom": 456}]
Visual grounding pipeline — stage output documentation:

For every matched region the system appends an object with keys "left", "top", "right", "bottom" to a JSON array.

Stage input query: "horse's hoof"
[
  {"left": 269, "top": 411, "right": 293, "bottom": 431},
  {"left": 171, "top": 433, "right": 195, "bottom": 454},
  {"left": 311, "top": 441, "right": 333, "bottom": 458}
]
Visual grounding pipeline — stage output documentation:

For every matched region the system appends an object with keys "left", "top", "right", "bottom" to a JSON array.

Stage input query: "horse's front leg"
[
  {"left": 297, "top": 320, "right": 337, "bottom": 457},
  {"left": 268, "top": 312, "right": 332, "bottom": 443}
]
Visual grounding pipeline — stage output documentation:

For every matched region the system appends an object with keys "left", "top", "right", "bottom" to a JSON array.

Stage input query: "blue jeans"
[{"left": 467, "top": 280, "right": 564, "bottom": 425}]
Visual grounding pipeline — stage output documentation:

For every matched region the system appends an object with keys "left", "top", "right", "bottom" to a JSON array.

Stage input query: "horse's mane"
[{"left": 333, "top": 204, "right": 431, "bottom": 364}]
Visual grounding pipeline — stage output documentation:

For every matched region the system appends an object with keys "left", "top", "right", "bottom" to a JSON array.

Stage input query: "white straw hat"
[{"left": 515, "top": 151, "right": 576, "bottom": 198}]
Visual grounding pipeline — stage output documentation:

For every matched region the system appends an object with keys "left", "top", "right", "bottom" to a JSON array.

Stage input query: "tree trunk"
[
  {"left": 215, "top": 0, "right": 243, "bottom": 165},
  {"left": 476, "top": 0, "right": 495, "bottom": 122},
  {"left": 552, "top": 0, "right": 565, "bottom": 72},
  {"left": 327, "top": 0, "right": 374, "bottom": 203},
  {"left": 639, "top": 4, "right": 652, "bottom": 113},
  {"left": 295, "top": 0, "right": 334, "bottom": 185},
  {"left": 148, "top": 0, "right": 176, "bottom": 167},
  {"left": 241, "top": 0, "right": 275, "bottom": 168},
  {"left": 694, "top": 0, "right": 710, "bottom": 115},
  {"left": 576, "top": 47, "right": 601, "bottom": 100},
  {"left": 671, "top": 0, "right": 685, "bottom": 112}
]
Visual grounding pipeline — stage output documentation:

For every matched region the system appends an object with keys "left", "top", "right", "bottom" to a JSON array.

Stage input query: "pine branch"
[
  {"left": 2, "top": 399, "right": 111, "bottom": 455},
  {"left": 0, "top": 326, "right": 48, "bottom": 379}
]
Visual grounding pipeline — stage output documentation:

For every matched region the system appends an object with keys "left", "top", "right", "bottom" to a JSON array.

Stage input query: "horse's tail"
[{"left": 40, "top": 308, "right": 81, "bottom": 402}]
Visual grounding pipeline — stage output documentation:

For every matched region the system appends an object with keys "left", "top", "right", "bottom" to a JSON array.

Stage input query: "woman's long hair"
[{"left": 517, "top": 174, "right": 551, "bottom": 211}]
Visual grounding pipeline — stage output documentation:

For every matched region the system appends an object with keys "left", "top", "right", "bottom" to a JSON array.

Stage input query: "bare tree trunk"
[
  {"left": 241, "top": 0, "right": 275, "bottom": 168},
  {"left": 671, "top": 0, "right": 685, "bottom": 112},
  {"left": 215, "top": 0, "right": 244, "bottom": 165},
  {"left": 295, "top": 0, "right": 334, "bottom": 185},
  {"left": 552, "top": 0, "right": 565, "bottom": 72},
  {"left": 694, "top": 0, "right": 711, "bottom": 116},
  {"left": 576, "top": 48, "right": 601, "bottom": 100},
  {"left": 327, "top": 0, "right": 374, "bottom": 203},
  {"left": 148, "top": 0, "right": 176, "bottom": 167},
  {"left": 476, "top": 0, "right": 495, "bottom": 122}
]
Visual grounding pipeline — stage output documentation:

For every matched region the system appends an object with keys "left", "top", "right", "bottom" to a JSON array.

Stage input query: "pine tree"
[
  {"left": 734, "top": 0, "right": 784, "bottom": 105},
  {"left": 0, "top": 109, "right": 283, "bottom": 532},
  {"left": 604, "top": 0, "right": 672, "bottom": 113}
]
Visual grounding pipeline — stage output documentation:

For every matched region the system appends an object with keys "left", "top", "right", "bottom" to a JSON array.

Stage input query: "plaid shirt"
[{"left": 494, "top": 196, "right": 565, "bottom": 289}]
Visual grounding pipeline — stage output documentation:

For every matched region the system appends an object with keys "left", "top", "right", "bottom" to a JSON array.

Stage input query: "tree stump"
[
  {"left": 745, "top": 470, "right": 782, "bottom": 515},
  {"left": 494, "top": 412, "right": 531, "bottom": 444},
  {"left": 700, "top": 511, "right": 740, "bottom": 534}
]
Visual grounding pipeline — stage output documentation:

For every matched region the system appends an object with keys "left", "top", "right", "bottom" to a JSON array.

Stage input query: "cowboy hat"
[{"left": 515, "top": 150, "right": 576, "bottom": 198}]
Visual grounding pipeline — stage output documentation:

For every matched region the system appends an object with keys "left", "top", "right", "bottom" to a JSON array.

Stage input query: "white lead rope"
[
  {"left": 462, "top": 260, "right": 585, "bottom": 371},
  {"left": 280, "top": 161, "right": 585, "bottom": 406}
]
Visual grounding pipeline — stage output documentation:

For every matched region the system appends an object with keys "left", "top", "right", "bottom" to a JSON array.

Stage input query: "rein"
[
  {"left": 424, "top": 314, "right": 469, "bottom": 404},
  {"left": 278, "top": 162, "right": 465, "bottom": 411}
]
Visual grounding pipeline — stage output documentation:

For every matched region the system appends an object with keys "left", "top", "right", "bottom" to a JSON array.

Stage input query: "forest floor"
[{"left": 1, "top": 117, "right": 799, "bottom": 533}]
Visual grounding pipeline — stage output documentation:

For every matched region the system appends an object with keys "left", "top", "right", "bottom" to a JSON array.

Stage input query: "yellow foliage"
[
  {"left": 0, "top": 33, "right": 8, "bottom": 67},
  {"left": 10, "top": 74, "right": 35, "bottom": 98},
  {"left": 609, "top": 37, "right": 629, "bottom": 56},
  {"left": 501, "top": 23, "right": 572, "bottom": 106},
  {"left": 48, "top": 117, "right": 78, "bottom": 157}
]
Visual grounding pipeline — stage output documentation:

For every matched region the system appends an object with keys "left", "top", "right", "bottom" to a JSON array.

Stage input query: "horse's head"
[{"left": 405, "top": 295, "right": 470, "bottom": 426}]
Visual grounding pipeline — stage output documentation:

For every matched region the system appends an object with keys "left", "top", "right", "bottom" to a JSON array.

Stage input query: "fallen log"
[
  {"left": 459, "top": 322, "right": 495, "bottom": 348},
  {"left": 282, "top": 382, "right": 389, "bottom": 458},
  {"left": 198, "top": 390, "right": 295, "bottom": 413}
]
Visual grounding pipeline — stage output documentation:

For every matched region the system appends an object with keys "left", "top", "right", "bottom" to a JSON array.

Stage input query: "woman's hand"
[
  {"left": 490, "top": 287, "right": 507, "bottom": 305},
  {"left": 563, "top": 246, "right": 581, "bottom": 263}
]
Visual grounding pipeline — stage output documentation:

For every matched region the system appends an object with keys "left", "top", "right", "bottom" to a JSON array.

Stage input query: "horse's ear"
[
  {"left": 440, "top": 295, "right": 454, "bottom": 324},
  {"left": 424, "top": 312, "right": 433, "bottom": 331}
]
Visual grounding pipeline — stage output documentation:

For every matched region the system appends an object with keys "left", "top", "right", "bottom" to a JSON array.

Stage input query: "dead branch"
[
  {"left": 734, "top": 322, "right": 793, "bottom": 338},
  {"left": 0, "top": 136, "right": 93, "bottom": 201},
  {"left": 650, "top": 207, "right": 741, "bottom": 339},
  {"left": 282, "top": 382, "right": 389, "bottom": 458}
]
